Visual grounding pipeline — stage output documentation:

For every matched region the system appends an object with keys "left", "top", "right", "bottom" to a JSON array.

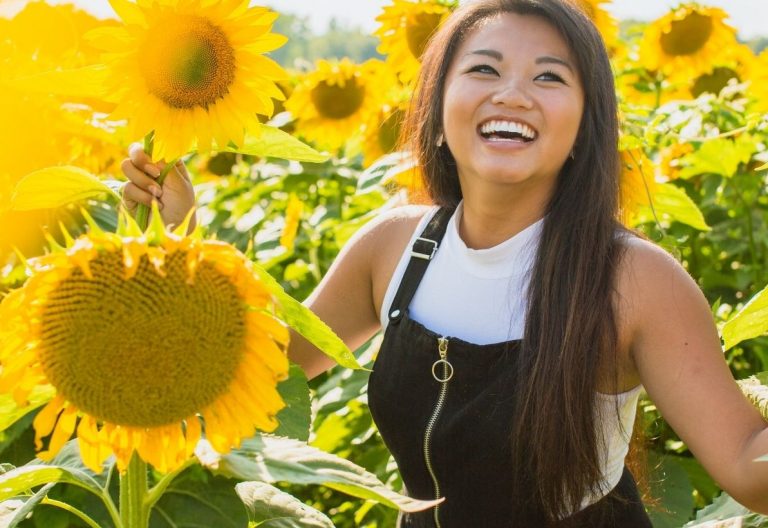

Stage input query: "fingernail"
[
  {"left": 146, "top": 165, "right": 161, "bottom": 178},
  {"left": 149, "top": 185, "right": 162, "bottom": 198}
]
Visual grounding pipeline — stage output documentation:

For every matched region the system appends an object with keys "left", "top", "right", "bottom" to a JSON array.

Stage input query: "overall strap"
[{"left": 387, "top": 206, "right": 454, "bottom": 325}]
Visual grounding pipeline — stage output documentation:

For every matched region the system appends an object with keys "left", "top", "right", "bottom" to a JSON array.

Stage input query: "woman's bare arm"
[{"left": 619, "top": 237, "right": 768, "bottom": 513}]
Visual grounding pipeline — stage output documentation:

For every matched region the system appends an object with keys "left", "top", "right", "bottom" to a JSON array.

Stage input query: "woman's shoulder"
[
  {"left": 614, "top": 231, "right": 704, "bottom": 333},
  {"left": 352, "top": 203, "right": 436, "bottom": 250}
]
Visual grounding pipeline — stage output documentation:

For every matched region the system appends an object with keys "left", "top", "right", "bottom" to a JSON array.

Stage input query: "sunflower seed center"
[
  {"left": 143, "top": 16, "right": 236, "bottom": 109},
  {"left": 310, "top": 79, "right": 365, "bottom": 119},
  {"left": 659, "top": 11, "right": 714, "bottom": 56},
  {"left": 38, "top": 250, "right": 245, "bottom": 427},
  {"left": 405, "top": 12, "right": 443, "bottom": 60}
]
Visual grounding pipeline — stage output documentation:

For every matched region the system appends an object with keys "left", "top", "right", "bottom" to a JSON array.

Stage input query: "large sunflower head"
[
  {"left": 88, "top": 0, "right": 289, "bottom": 160},
  {"left": 0, "top": 213, "right": 289, "bottom": 473},
  {"left": 638, "top": 4, "right": 738, "bottom": 82},
  {"left": 285, "top": 58, "right": 384, "bottom": 153},
  {"left": 375, "top": 0, "right": 456, "bottom": 84}
]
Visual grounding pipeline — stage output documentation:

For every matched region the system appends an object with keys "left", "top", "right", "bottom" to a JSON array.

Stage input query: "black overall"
[{"left": 367, "top": 207, "right": 652, "bottom": 528}]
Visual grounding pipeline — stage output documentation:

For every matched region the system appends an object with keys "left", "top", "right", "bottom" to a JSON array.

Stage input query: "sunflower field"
[{"left": 0, "top": 0, "right": 767, "bottom": 526}]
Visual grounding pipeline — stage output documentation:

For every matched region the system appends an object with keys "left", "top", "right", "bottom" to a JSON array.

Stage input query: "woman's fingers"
[
  {"left": 128, "top": 142, "right": 161, "bottom": 178},
  {"left": 122, "top": 182, "right": 163, "bottom": 211},
  {"left": 121, "top": 158, "right": 163, "bottom": 198}
]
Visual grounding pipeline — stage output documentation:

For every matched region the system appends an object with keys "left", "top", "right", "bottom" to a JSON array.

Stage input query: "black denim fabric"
[{"left": 367, "top": 207, "right": 652, "bottom": 528}]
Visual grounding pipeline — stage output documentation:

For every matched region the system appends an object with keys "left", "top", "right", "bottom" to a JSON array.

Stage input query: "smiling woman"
[
  {"left": 118, "top": 0, "right": 768, "bottom": 526},
  {"left": 440, "top": 14, "right": 584, "bottom": 244}
]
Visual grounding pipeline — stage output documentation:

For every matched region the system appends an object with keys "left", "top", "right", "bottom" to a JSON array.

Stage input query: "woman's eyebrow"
[
  {"left": 465, "top": 49, "right": 503, "bottom": 61},
  {"left": 535, "top": 55, "right": 574, "bottom": 73}
]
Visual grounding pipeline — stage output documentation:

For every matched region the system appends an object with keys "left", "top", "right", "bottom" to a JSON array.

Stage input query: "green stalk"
[
  {"left": 134, "top": 131, "right": 179, "bottom": 231},
  {"left": 135, "top": 132, "right": 155, "bottom": 231},
  {"left": 119, "top": 453, "right": 150, "bottom": 528},
  {"left": 42, "top": 498, "right": 104, "bottom": 528}
]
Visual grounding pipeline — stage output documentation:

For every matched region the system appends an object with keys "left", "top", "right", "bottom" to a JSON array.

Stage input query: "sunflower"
[
  {"left": 87, "top": 0, "right": 288, "bottom": 160},
  {"left": 569, "top": 0, "right": 618, "bottom": 50},
  {"left": 285, "top": 58, "right": 384, "bottom": 153},
  {"left": 619, "top": 149, "right": 657, "bottom": 226},
  {"left": 362, "top": 67, "right": 410, "bottom": 167},
  {"left": 639, "top": 4, "right": 738, "bottom": 82},
  {"left": 375, "top": 0, "right": 455, "bottom": 84},
  {"left": 662, "top": 42, "right": 757, "bottom": 100},
  {"left": 0, "top": 214, "right": 289, "bottom": 473}
]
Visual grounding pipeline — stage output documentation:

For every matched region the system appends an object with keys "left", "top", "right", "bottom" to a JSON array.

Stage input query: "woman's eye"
[
  {"left": 536, "top": 70, "right": 567, "bottom": 84},
  {"left": 467, "top": 64, "right": 498, "bottom": 75}
]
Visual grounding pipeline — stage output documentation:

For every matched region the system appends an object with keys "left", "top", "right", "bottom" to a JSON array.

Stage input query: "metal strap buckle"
[{"left": 411, "top": 237, "right": 438, "bottom": 260}]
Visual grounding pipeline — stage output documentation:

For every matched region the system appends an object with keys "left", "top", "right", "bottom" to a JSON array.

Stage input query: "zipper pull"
[{"left": 432, "top": 337, "right": 453, "bottom": 382}]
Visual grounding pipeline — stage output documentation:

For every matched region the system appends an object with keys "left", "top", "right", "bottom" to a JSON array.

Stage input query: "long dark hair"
[{"left": 399, "top": 0, "right": 626, "bottom": 522}]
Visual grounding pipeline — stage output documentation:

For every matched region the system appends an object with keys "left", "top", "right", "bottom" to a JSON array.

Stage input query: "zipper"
[{"left": 423, "top": 336, "right": 453, "bottom": 528}]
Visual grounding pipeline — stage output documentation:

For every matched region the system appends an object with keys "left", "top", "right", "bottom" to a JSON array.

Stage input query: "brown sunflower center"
[
  {"left": 310, "top": 79, "right": 364, "bottom": 119},
  {"left": 660, "top": 11, "right": 713, "bottom": 56},
  {"left": 692, "top": 67, "right": 738, "bottom": 97},
  {"left": 406, "top": 12, "right": 443, "bottom": 60},
  {"left": 38, "top": 249, "right": 246, "bottom": 427},
  {"left": 142, "top": 15, "right": 236, "bottom": 109},
  {"left": 378, "top": 109, "right": 404, "bottom": 153}
]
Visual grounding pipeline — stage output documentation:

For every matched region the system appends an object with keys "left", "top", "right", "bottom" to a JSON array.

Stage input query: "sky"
[{"left": 2, "top": 0, "right": 767, "bottom": 40}]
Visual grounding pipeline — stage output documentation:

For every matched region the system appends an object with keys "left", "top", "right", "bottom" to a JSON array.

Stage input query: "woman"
[{"left": 122, "top": 0, "right": 768, "bottom": 526}]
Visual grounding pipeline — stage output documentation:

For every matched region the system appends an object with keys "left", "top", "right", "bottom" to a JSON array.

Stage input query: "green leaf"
[
  {"left": 149, "top": 467, "right": 248, "bottom": 528},
  {"left": 637, "top": 182, "right": 710, "bottom": 231},
  {"left": 235, "top": 481, "right": 334, "bottom": 527},
  {"left": 0, "top": 387, "right": 55, "bottom": 433},
  {"left": 0, "top": 466, "right": 103, "bottom": 503},
  {"left": 684, "top": 492, "right": 768, "bottom": 527},
  {"left": 226, "top": 125, "right": 329, "bottom": 163},
  {"left": 250, "top": 263, "right": 362, "bottom": 370},
  {"left": 647, "top": 453, "right": 695, "bottom": 528},
  {"left": 198, "top": 434, "right": 440, "bottom": 513},
  {"left": 679, "top": 136, "right": 756, "bottom": 179},
  {"left": 11, "top": 167, "right": 118, "bottom": 211},
  {"left": 0, "top": 483, "right": 55, "bottom": 528},
  {"left": 723, "top": 284, "right": 768, "bottom": 349},
  {"left": 355, "top": 152, "right": 411, "bottom": 194},
  {"left": 273, "top": 364, "right": 311, "bottom": 442}
]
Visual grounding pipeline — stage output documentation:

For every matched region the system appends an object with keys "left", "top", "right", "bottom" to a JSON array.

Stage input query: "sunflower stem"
[
  {"left": 136, "top": 132, "right": 155, "bottom": 231},
  {"left": 41, "top": 498, "right": 104, "bottom": 528},
  {"left": 119, "top": 453, "right": 150, "bottom": 528}
]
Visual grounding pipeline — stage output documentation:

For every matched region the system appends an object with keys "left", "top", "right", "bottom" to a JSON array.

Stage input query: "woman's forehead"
[{"left": 455, "top": 12, "right": 573, "bottom": 59}]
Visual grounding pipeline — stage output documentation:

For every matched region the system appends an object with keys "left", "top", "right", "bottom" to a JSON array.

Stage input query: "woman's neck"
[{"left": 458, "top": 189, "right": 548, "bottom": 250}]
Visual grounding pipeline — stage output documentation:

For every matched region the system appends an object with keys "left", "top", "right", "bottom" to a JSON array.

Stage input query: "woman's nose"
[{"left": 490, "top": 80, "right": 534, "bottom": 109}]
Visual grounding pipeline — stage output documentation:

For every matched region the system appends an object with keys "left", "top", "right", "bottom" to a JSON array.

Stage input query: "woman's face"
[{"left": 442, "top": 13, "right": 584, "bottom": 197}]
